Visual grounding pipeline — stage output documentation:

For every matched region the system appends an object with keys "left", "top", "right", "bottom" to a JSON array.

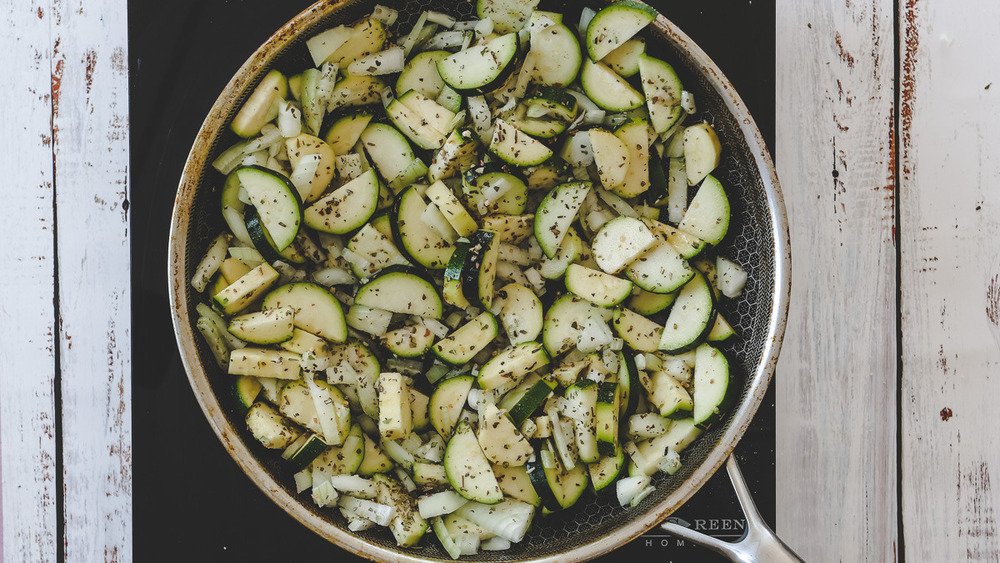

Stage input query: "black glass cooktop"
[{"left": 130, "top": 1, "right": 775, "bottom": 560}]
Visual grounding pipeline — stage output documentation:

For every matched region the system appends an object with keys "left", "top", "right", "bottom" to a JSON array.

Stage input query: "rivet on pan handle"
[{"left": 660, "top": 456, "right": 806, "bottom": 563}]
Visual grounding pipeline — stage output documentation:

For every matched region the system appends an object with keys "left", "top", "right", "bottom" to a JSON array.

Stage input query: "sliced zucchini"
[
  {"left": 585, "top": 0, "right": 658, "bottom": 61},
  {"left": 683, "top": 122, "right": 722, "bottom": 186},
  {"left": 505, "top": 377, "right": 556, "bottom": 427},
  {"left": 692, "top": 343, "right": 732, "bottom": 427},
  {"left": 477, "top": 0, "right": 540, "bottom": 33},
  {"left": 623, "top": 238, "right": 695, "bottom": 294},
  {"left": 494, "top": 464, "right": 542, "bottom": 506},
  {"left": 579, "top": 59, "right": 644, "bottom": 112},
  {"left": 437, "top": 33, "right": 521, "bottom": 95},
  {"left": 443, "top": 241, "right": 473, "bottom": 308},
  {"left": 261, "top": 282, "right": 347, "bottom": 343},
  {"left": 228, "top": 347, "right": 302, "bottom": 380},
  {"left": 377, "top": 372, "right": 413, "bottom": 440},
  {"left": 231, "top": 69, "right": 288, "bottom": 138},
  {"left": 462, "top": 168, "right": 529, "bottom": 217},
  {"left": 489, "top": 118, "right": 553, "bottom": 166},
  {"left": 477, "top": 403, "right": 533, "bottom": 466},
  {"left": 430, "top": 375, "right": 475, "bottom": 439},
  {"left": 354, "top": 266, "right": 444, "bottom": 319},
  {"left": 358, "top": 432, "right": 395, "bottom": 476},
  {"left": 588, "top": 443, "right": 625, "bottom": 493},
  {"left": 477, "top": 341, "right": 550, "bottom": 391},
  {"left": 650, "top": 369, "right": 693, "bottom": 418},
  {"left": 678, "top": 174, "right": 730, "bottom": 246},
  {"left": 396, "top": 50, "right": 450, "bottom": 99},
  {"left": 530, "top": 23, "right": 582, "bottom": 87},
  {"left": 533, "top": 181, "right": 591, "bottom": 258},
  {"left": 602, "top": 37, "right": 645, "bottom": 77},
  {"left": 234, "top": 165, "right": 302, "bottom": 251},
  {"left": 638, "top": 53, "right": 684, "bottom": 134},
  {"left": 595, "top": 381, "right": 621, "bottom": 456},
  {"left": 324, "top": 110, "right": 373, "bottom": 155},
  {"left": 496, "top": 282, "right": 544, "bottom": 345},
  {"left": 233, "top": 375, "right": 263, "bottom": 413},
  {"left": 541, "top": 294, "right": 613, "bottom": 357},
  {"left": 246, "top": 401, "right": 302, "bottom": 449},
  {"left": 427, "top": 180, "right": 478, "bottom": 237},
  {"left": 213, "top": 262, "right": 280, "bottom": 315},
  {"left": 285, "top": 134, "right": 336, "bottom": 204},
  {"left": 432, "top": 311, "right": 499, "bottom": 365},
  {"left": 303, "top": 168, "right": 380, "bottom": 234},
  {"left": 227, "top": 306, "right": 295, "bottom": 345},
  {"left": 392, "top": 187, "right": 455, "bottom": 269},
  {"left": 461, "top": 229, "right": 501, "bottom": 309},
  {"left": 612, "top": 117, "right": 651, "bottom": 197},
  {"left": 382, "top": 324, "right": 436, "bottom": 358},
  {"left": 444, "top": 420, "right": 504, "bottom": 504},
  {"left": 589, "top": 128, "right": 631, "bottom": 191},
  {"left": 627, "top": 287, "right": 677, "bottom": 315},
  {"left": 657, "top": 272, "right": 717, "bottom": 354},
  {"left": 565, "top": 263, "right": 633, "bottom": 307},
  {"left": 591, "top": 216, "right": 657, "bottom": 274}
]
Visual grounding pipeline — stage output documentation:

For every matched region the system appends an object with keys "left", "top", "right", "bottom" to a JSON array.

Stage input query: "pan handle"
[{"left": 660, "top": 456, "right": 805, "bottom": 563}]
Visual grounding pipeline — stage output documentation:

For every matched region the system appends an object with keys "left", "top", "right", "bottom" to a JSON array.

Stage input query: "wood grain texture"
[
  {"left": 899, "top": 1, "right": 1000, "bottom": 560},
  {"left": 0, "top": 0, "right": 60, "bottom": 561},
  {"left": 775, "top": 0, "right": 898, "bottom": 560},
  {"left": 49, "top": 0, "right": 132, "bottom": 560}
]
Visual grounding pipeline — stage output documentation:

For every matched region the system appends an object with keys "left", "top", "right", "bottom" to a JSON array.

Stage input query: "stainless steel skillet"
[{"left": 167, "top": 0, "right": 794, "bottom": 560}]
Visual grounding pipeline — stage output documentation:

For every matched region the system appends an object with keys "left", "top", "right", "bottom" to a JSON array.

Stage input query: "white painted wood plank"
[
  {"left": 0, "top": 0, "right": 59, "bottom": 561},
  {"left": 49, "top": 0, "right": 132, "bottom": 560},
  {"left": 899, "top": 1, "right": 1000, "bottom": 561},
  {"left": 775, "top": 1, "right": 898, "bottom": 560}
]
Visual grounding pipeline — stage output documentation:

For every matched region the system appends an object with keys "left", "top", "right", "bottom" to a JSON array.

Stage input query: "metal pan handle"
[{"left": 660, "top": 456, "right": 806, "bottom": 563}]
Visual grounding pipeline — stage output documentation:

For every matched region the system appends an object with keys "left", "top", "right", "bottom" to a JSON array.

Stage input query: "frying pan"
[{"left": 167, "top": 0, "right": 795, "bottom": 560}]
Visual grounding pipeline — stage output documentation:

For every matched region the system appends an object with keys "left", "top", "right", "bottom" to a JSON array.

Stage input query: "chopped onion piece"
[
  {"left": 371, "top": 4, "right": 399, "bottom": 25},
  {"left": 304, "top": 371, "right": 344, "bottom": 445},
  {"left": 190, "top": 233, "right": 229, "bottom": 292},
  {"left": 338, "top": 496, "right": 396, "bottom": 527},
  {"left": 423, "top": 30, "right": 467, "bottom": 50},
  {"left": 422, "top": 318, "right": 451, "bottom": 339},
  {"left": 402, "top": 11, "right": 430, "bottom": 56},
  {"left": 596, "top": 186, "right": 639, "bottom": 218},
  {"left": 474, "top": 17, "right": 494, "bottom": 37},
  {"left": 452, "top": 20, "right": 479, "bottom": 31},
  {"left": 315, "top": 62, "right": 339, "bottom": 107},
  {"left": 681, "top": 90, "right": 697, "bottom": 114},
  {"left": 381, "top": 85, "right": 396, "bottom": 108},
  {"left": 336, "top": 153, "right": 364, "bottom": 180},
  {"left": 277, "top": 101, "right": 303, "bottom": 138},
  {"left": 523, "top": 267, "right": 545, "bottom": 294},
  {"left": 716, "top": 256, "right": 748, "bottom": 298},
  {"left": 312, "top": 481, "right": 340, "bottom": 508},
  {"left": 421, "top": 202, "right": 459, "bottom": 243},
  {"left": 340, "top": 505, "right": 377, "bottom": 532},
  {"left": 578, "top": 7, "right": 597, "bottom": 36},
  {"left": 616, "top": 474, "right": 651, "bottom": 507},
  {"left": 395, "top": 467, "right": 418, "bottom": 492},
  {"left": 348, "top": 45, "right": 405, "bottom": 76},
  {"left": 481, "top": 537, "right": 512, "bottom": 551},
  {"left": 289, "top": 153, "right": 322, "bottom": 200},
  {"left": 293, "top": 469, "right": 312, "bottom": 493},
  {"left": 312, "top": 266, "right": 356, "bottom": 287},
  {"left": 327, "top": 359, "right": 359, "bottom": 385},
  {"left": 426, "top": 10, "right": 457, "bottom": 28}
]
